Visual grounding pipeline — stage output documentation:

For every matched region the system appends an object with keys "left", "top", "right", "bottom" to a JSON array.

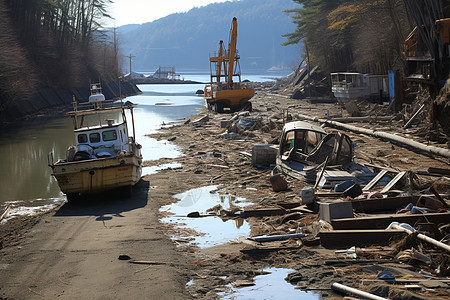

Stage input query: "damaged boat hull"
[{"left": 51, "top": 154, "right": 142, "bottom": 195}]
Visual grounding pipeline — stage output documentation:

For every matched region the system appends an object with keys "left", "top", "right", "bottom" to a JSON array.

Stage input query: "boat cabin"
[
  {"left": 68, "top": 108, "right": 131, "bottom": 161},
  {"left": 278, "top": 121, "right": 353, "bottom": 166},
  {"left": 279, "top": 121, "right": 327, "bottom": 161}
]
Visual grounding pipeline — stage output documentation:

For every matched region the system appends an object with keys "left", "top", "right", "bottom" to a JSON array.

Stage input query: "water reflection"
[
  {"left": 219, "top": 268, "right": 320, "bottom": 300},
  {"left": 160, "top": 185, "right": 251, "bottom": 248},
  {"left": 0, "top": 117, "right": 73, "bottom": 202}
]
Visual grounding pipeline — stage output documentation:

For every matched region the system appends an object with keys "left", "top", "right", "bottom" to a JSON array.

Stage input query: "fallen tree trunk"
[{"left": 297, "top": 114, "right": 450, "bottom": 159}]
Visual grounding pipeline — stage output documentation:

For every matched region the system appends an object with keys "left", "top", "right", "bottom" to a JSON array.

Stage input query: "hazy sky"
[{"left": 108, "top": 0, "right": 230, "bottom": 26}]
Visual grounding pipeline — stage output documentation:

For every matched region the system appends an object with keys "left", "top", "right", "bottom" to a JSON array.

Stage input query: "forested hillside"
[
  {"left": 0, "top": 0, "right": 119, "bottom": 119},
  {"left": 117, "top": 0, "right": 300, "bottom": 72},
  {"left": 284, "top": 0, "right": 449, "bottom": 76}
]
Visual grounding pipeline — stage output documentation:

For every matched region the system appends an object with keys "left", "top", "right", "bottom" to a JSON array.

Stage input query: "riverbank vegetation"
[{"left": 0, "top": 0, "right": 119, "bottom": 118}]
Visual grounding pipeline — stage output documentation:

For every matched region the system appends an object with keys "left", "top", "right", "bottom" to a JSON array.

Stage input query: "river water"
[{"left": 0, "top": 70, "right": 290, "bottom": 208}]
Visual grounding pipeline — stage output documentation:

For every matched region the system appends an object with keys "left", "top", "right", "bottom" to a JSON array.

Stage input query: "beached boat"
[
  {"left": 276, "top": 121, "right": 353, "bottom": 184},
  {"left": 48, "top": 84, "right": 142, "bottom": 202}
]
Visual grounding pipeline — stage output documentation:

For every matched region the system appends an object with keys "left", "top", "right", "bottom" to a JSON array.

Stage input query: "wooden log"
[
  {"left": 297, "top": 114, "right": 450, "bottom": 159},
  {"left": 319, "top": 230, "right": 406, "bottom": 248},
  {"left": 331, "top": 212, "right": 450, "bottom": 230}
]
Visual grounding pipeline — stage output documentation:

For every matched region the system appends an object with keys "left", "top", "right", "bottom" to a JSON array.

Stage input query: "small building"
[{"left": 152, "top": 66, "right": 180, "bottom": 80}]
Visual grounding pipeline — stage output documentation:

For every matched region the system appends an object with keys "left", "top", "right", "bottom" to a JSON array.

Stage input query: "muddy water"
[
  {"left": 160, "top": 185, "right": 251, "bottom": 248},
  {"left": 0, "top": 83, "right": 204, "bottom": 206},
  {"left": 219, "top": 268, "right": 320, "bottom": 299}
]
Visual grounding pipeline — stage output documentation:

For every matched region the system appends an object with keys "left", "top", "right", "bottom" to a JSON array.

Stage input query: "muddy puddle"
[
  {"left": 142, "top": 162, "right": 182, "bottom": 176},
  {"left": 160, "top": 185, "right": 251, "bottom": 248},
  {"left": 218, "top": 268, "right": 320, "bottom": 299}
]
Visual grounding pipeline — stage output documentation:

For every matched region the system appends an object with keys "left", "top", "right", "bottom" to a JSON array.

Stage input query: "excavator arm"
[{"left": 227, "top": 17, "right": 238, "bottom": 89}]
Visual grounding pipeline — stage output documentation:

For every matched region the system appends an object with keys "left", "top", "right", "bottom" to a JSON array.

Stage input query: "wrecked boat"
[
  {"left": 276, "top": 121, "right": 354, "bottom": 185},
  {"left": 48, "top": 84, "right": 143, "bottom": 202}
]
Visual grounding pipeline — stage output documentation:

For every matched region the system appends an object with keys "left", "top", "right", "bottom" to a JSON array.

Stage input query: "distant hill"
[{"left": 117, "top": 0, "right": 301, "bottom": 73}]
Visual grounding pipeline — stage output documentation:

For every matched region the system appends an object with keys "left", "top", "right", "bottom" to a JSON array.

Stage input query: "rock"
[
  {"left": 187, "top": 211, "right": 200, "bottom": 218},
  {"left": 118, "top": 254, "right": 131, "bottom": 260}
]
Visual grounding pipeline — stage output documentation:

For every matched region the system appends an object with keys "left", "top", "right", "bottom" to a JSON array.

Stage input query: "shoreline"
[{"left": 1, "top": 80, "right": 449, "bottom": 299}]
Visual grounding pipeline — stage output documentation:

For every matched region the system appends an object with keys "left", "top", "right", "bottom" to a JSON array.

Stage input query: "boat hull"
[{"left": 51, "top": 154, "right": 142, "bottom": 195}]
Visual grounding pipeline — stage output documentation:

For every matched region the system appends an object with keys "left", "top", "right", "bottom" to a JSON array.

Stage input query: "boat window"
[
  {"left": 102, "top": 130, "right": 117, "bottom": 141},
  {"left": 89, "top": 133, "right": 100, "bottom": 143},
  {"left": 77, "top": 134, "right": 88, "bottom": 143}
]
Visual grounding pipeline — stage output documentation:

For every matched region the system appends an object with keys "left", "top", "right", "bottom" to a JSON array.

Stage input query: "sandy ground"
[{"left": 1, "top": 80, "right": 449, "bottom": 299}]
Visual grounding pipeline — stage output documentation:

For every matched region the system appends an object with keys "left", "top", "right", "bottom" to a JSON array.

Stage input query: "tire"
[
  {"left": 214, "top": 102, "right": 223, "bottom": 113},
  {"left": 244, "top": 102, "right": 252, "bottom": 112}
]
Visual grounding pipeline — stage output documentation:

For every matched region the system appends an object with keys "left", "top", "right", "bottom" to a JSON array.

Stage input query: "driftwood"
[
  {"left": 0, "top": 204, "right": 10, "bottom": 222},
  {"left": 250, "top": 233, "right": 305, "bottom": 243},
  {"left": 404, "top": 103, "right": 425, "bottom": 129},
  {"left": 297, "top": 114, "right": 450, "bottom": 159}
]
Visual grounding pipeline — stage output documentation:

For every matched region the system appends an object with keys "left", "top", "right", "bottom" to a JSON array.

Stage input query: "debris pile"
[{"left": 149, "top": 76, "right": 449, "bottom": 299}]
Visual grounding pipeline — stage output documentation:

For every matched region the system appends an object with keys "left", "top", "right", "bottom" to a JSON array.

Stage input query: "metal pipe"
[
  {"left": 331, "top": 283, "right": 388, "bottom": 300},
  {"left": 391, "top": 224, "right": 450, "bottom": 253}
]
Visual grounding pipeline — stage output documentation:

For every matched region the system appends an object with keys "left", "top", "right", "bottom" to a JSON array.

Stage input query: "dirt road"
[{"left": 0, "top": 180, "right": 190, "bottom": 299}]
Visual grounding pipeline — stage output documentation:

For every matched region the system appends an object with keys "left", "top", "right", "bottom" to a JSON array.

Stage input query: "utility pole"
[{"left": 126, "top": 54, "right": 135, "bottom": 75}]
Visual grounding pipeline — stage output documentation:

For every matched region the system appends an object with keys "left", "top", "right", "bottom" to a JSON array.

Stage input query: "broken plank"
[
  {"left": 240, "top": 208, "right": 287, "bottom": 218},
  {"left": 325, "top": 259, "right": 400, "bottom": 266},
  {"left": 240, "top": 246, "right": 301, "bottom": 255},
  {"left": 331, "top": 212, "right": 450, "bottom": 230},
  {"left": 427, "top": 167, "right": 450, "bottom": 176},
  {"left": 362, "top": 170, "right": 388, "bottom": 191},
  {"left": 350, "top": 196, "right": 418, "bottom": 213},
  {"left": 380, "top": 171, "right": 406, "bottom": 193},
  {"left": 319, "top": 230, "right": 406, "bottom": 248},
  {"left": 205, "top": 164, "right": 229, "bottom": 169},
  {"left": 250, "top": 233, "right": 305, "bottom": 243}
]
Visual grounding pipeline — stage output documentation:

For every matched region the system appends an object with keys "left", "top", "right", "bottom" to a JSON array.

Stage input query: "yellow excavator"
[{"left": 204, "top": 17, "right": 254, "bottom": 113}]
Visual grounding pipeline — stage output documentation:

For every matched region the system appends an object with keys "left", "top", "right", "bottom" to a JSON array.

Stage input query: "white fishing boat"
[{"left": 48, "top": 84, "right": 142, "bottom": 202}]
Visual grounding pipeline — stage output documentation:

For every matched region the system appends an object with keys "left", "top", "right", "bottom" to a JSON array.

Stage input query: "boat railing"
[{"left": 73, "top": 99, "right": 131, "bottom": 112}]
